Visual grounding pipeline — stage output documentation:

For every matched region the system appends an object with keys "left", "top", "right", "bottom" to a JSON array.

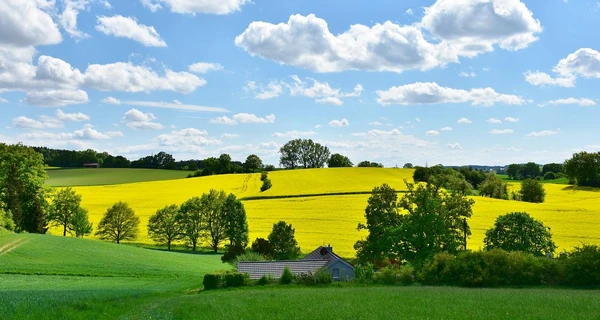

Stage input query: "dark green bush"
[
  {"left": 260, "top": 171, "right": 268, "bottom": 181},
  {"left": 221, "top": 244, "right": 247, "bottom": 264},
  {"left": 398, "top": 264, "right": 416, "bottom": 285},
  {"left": 418, "top": 252, "right": 456, "bottom": 285},
  {"left": 261, "top": 178, "right": 272, "bottom": 192},
  {"left": 543, "top": 172, "right": 556, "bottom": 180},
  {"left": 355, "top": 263, "right": 374, "bottom": 282},
  {"left": 256, "top": 274, "right": 275, "bottom": 286},
  {"left": 203, "top": 273, "right": 222, "bottom": 290},
  {"left": 224, "top": 272, "right": 249, "bottom": 288},
  {"left": 374, "top": 265, "right": 414, "bottom": 285},
  {"left": 265, "top": 165, "right": 276, "bottom": 171},
  {"left": 280, "top": 266, "right": 294, "bottom": 285},
  {"left": 559, "top": 244, "right": 600, "bottom": 286}
]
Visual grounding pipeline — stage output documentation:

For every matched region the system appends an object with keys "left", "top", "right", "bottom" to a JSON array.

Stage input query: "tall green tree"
[
  {"left": 201, "top": 189, "right": 227, "bottom": 252},
  {"left": 48, "top": 187, "right": 83, "bottom": 236},
  {"left": 393, "top": 182, "right": 474, "bottom": 266},
  {"left": 223, "top": 194, "right": 249, "bottom": 247},
  {"left": 279, "top": 139, "right": 330, "bottom": 169},
  {"left": 0, "top": 143, "right": 48, "bottom": 233},
  {"left": 148, "top": 204, "right": 182, "bottom": 250},
  {"left": 268, "top": 221, "right": 301, "bottom": 260},
  {"left": 95, "top": 202, "right": 139, "bottom": 244},
  {"left": 479, "top": 174, "right": 508, "bottom": 199},
  {"left": 520, "top": 179, "right": 546, "bottom": 203},
  {"left": 564, "top": 151, "right": 600, "bottom": 187},
  {"left": 70, "top": 208, "right": 93, "bottom": 238},
  {"left": 178, "top": 197, "right": 204, "bottom": 252},
  {"left": 542, "top": 163, "right": 563, "bottom": 175},
  {"left": 521, "top": 162, "right": 541, "bottom": 179},
  {"left": 327, "top": 153, "right": 353, "bottom": 167},
  {"left": 506, "top": 164, "right": 521, "bottom": 180},
  {"left": 355, "top": 184, "right": 402, "bottom": 263},
  {"left": 244, "top": 154, "right": 263, "bottom": 172},
  {"left": 484, "top": 212, "right": 556, "bottom": 257}
]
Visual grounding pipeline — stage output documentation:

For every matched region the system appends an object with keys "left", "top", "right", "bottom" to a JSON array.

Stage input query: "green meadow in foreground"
[
  {"left": 46, "top": 168, "right": 190, "bottom": 187},
  {"left": 2, "top": 234, "right": 600, "bottom": 319}
]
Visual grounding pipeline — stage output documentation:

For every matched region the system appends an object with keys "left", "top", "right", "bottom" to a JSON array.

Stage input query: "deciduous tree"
[
  {"left": 223, "top": 194, "right": 249, "bottom": 247},
  {"left": 178, "top": 197, "right": 204, "bottom": 252},
  {"left": 484, "top": 212, "right": 556, "bottom": 257},
  {"left": 244, "top": 154, "right": 263, "bottom": 172},
  {"left": 268, "top": 221, "right": 301, "bottom": 260},
  {"left": 95, "top": 202, "right": 139, "bottom": 244},
  {"left": 148, "top": 204, "right": 182, "bottom": 250},
  {"left": 564, "top": 151, "right": 600, "bottom": 187},
  {"left": 70, "top": 208, "right": 93, "bottom": 238},
  {"left": 201, "top": 189, "right": 227, "bottom": 253},
  {"left": 0, "top": 143, "right": 48, "bottom": 233},
  {"left": 48, "top": 187, "right": 82, "bottom": 237},
  {"left": 327, "top": 153, "right": 353, "bottom": 167},
  {"left": 520, "top": 179, "right": 546, "bottom": 203}
]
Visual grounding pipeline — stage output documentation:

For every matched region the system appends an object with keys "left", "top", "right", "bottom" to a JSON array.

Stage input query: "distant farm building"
[
  {"left": 83, "top": 163, "right": 100, "bottom": 168},
  {"left": 238, "top": 246, "right": 355, "bottom": 281}
]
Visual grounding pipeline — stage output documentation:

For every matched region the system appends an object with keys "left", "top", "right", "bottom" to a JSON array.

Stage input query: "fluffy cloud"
[
  {"left": 96, "top": 15, "right": 167, "bottom": 47},
  {"left": 329, "top": 119, "right": 349, "bottom": 127},
  {"left": 272, "top": 131, "right": 317, "bottom": 138},
  {"left": 156, "top": 128, "right": 221, "bottom": 147},
  {"left": 246, "top": 76, "right": 362, "bottom": 105},
  {"left": 487, "top": 118, "right": 502, "bottom": 124},
  {"left": 13, "top": 109, "right": 90, "bottom": 129},
  {"left": 221, "top": 133, "right": 240, "bottom": 139},
  {"left": 24, "top": 90, "right": 89, "bottom": 107},
  {"left": 546, "top": 98, "right": 596, "bottom": 107},
  {"left": 0, "top": 0, "right": 62, "bottom": 47},
  {"left": 189, "top": 62, "right": 224, "bottom": 74},
  {"left": 447, "top": 143, "right": 462, "bottom": 150},
  {"left": 526, "top": 129, "right": 560, "bottom": 137},
  {"left": 459, "top": 71, "right": 477, "bottom": 77},
  {"left": 235, "top": 1, "right": 541, "bottom": 73},
  {"left": 102, "top": 97, "right": 121, "bottom": 105},
  {"left": 56, "top": 109, "right": 90, "bottom": 121},
  {"left": 505, "top": 117, "right": 520, "bottom": 122},
  {"left": 441, "top": 126, "right": 452, "bottom": 131},
  {"left": 457, "top": 118, "right": 472, "bottom": 124},
  {"left": 426, "top": 130, "right": 440, "bottom": 136},
  {"left": 523, "top": 71, "right": 574, "bottom": 87},
  {"left": 123, "top": 109, "right": 164, "bottom": 130},
  {"left": 20, "top": 125, "right": 123, "bottom": 141},
  {"left": 490, "top": 129, "right": 513, "bottom": 134},
  {"left": 210, "top": 113, "right": 275, "bottom": 125},
  {"left": 59, "top": 0, "right": 95, "bottom": 40},
  {"left": 143, "top": 0, "right": 250, "bottom": 14},
  {"left": 84, "top": 62, "right": 205, "bottom": 93},
  {"left": 525, "top": 48, "right": 600, "bottom": 87},
  {"left": 376, "top": 82, "right": 525, "bottom": 106}
]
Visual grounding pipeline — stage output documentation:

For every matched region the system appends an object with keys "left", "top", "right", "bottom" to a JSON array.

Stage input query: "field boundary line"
[{"left": 240, "top": 190, "right": 408, "bottom": 201}]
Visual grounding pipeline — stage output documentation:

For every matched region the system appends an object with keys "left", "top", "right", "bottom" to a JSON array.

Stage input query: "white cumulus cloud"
[
  {"left": 96, "top": 15, "right": 167, "bottom": 47},
  {"left": 189, "top": 62, "right": 224, "bottom": 74},
  {"left": 546, "top": 98, "right": 596, "bottom": 107},
  {"left": 210, "top": 113, "right": 276, "bottom": 125},
  {"left": 457, "top": 118, "right": 472, "bottom": 124},
  {"left": 329, "top": 119, "right": 349, "bottom": 127}
]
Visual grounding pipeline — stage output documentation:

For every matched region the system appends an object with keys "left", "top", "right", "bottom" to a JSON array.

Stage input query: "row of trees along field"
[
  {"left": 355, "top": 180, "right": 556, "bottom": 266},
  {"left": 278, "top": 138, "right": 383, "bottom": 169},
  {"left": 505, "top": 162, "right": 565, "bottom": 181}
]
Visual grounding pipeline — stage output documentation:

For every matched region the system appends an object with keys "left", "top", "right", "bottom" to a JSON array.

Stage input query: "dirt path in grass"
[{"left": 0, "top": 238, "right": 30, "bottom": 257}]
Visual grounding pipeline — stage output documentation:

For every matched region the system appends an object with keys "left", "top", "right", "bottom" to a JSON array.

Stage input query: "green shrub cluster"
[
  {"left": 543, "top": 172, "right": 556, "bottom": 180},
  {"left": 256, "top": 274, "right": 276, "bottom": 286},
  {"left": 203, "top": 271, "right": 250, "bottom": 290},
  {"left": 295, "top": 270, "right": 333, "bottom": 286},
  {"left": 355, "top": 263, "right": 374, "bottom": 282},
  {"left": 260, "top": 171, "right": 272, "bottom": 192},
  {"left": 373, "top": 265, "right": 415, "bottom": 285},
  {"left": 0, "top": 209, "right": 15, "bottom": 232},
  {"left": 279, "top": 266, "right": 294, "bottom": 284}
]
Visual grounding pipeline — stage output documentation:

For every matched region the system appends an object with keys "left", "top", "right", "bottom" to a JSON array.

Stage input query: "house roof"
[
  {"left": 303, "top": 246, "right": 355, "bottom": 270},
  {"left": 238, "top": 260, "right": 329, "bottom": 280}
]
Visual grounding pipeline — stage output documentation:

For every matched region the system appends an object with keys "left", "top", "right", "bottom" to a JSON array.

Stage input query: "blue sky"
[{"left": 2, "top": 0, "right": 600, "bottom": 166}]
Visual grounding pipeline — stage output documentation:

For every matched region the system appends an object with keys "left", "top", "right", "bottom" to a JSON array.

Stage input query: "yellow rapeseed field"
[{"left": 55, "top": 168, "right": 600, "bottom": 258}]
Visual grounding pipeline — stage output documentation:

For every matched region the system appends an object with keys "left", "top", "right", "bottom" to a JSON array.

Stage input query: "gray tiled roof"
[{"left": 238, "top": 260, "right": 329, "bottom": 279}]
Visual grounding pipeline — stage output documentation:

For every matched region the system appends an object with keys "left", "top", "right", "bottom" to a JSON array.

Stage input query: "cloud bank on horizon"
[{"left": 1, "top": 0, "right": 599, "bottom": 166}]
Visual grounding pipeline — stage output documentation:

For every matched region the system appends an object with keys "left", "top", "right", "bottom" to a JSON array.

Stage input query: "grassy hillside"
[
  {"left": 0, "top": 233, "right": 225, "bottom": 318},
  {"left": 46, "top": 168, "right": 191, "bottom": 187}
]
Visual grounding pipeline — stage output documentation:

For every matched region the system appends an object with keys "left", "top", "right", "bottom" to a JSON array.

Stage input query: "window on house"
[{"left": 332, "top": 268, "right": 340, "bottom": 279}]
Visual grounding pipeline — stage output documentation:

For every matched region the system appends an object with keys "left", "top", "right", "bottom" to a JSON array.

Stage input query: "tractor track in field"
[
  {"left": 240, "top": 174, "right": 252, "bottom": 193},
  {"left": 0, "top": 238, "right": 30, "bottom": 257},
  {"left": 240, "top": 190, "right": 409, "bottom": 201}
]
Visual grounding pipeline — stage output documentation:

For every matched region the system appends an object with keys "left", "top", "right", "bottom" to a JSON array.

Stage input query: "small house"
[
  {"left": 83, "top": 163, "right": 100, "bottom": 168},
  {"left": 238, "top": 245, "right": 355, "bottom": 281}
]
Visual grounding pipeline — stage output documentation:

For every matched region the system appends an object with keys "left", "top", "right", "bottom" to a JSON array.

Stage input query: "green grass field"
[
  {"left": 3, "top": 231, "right": 600, "bottom": 318},
  {"left": 46, "top": 168, "right": 191, "bottom": 187}
]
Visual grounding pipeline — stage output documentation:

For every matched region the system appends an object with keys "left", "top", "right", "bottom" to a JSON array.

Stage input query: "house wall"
[{"left": 325, "top": 260, "right": 355, "bottom": 281}]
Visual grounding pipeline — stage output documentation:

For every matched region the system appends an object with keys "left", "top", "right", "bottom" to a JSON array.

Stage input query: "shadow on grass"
[{"left": 123, "top": 243, "right": 223, "bottom": 256}]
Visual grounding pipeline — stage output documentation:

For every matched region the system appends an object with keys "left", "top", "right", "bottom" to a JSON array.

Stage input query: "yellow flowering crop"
[{"left": 52, "top": 168, "right": 600, "bottom": 258}]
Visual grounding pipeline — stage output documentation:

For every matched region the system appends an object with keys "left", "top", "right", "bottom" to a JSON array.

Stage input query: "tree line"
[{"left": 278, "top": 139, "right": 383, "bottom": 169}]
